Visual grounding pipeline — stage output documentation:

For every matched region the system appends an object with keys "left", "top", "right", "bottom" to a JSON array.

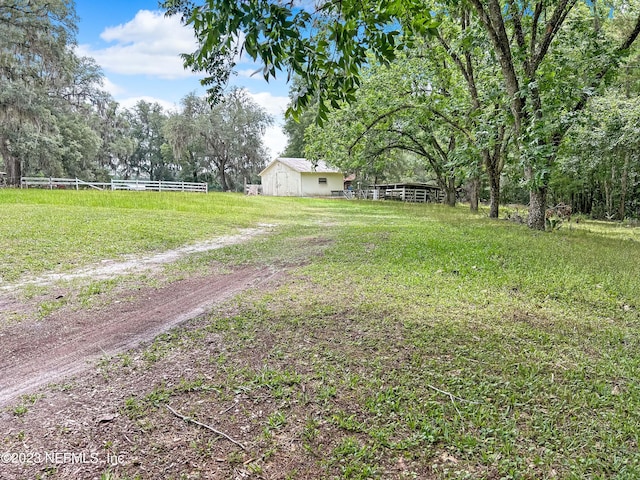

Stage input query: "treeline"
[{"left": 0, "top": 1, "right": 271, "bottom": 190}]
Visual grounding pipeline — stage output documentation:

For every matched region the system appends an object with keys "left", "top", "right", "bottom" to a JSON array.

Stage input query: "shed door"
[{"left": 276, "top": 171, "right": 288, "bottom": 196}]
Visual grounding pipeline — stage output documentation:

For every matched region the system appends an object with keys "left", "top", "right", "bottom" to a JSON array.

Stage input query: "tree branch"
[
  {"left": 532, "top": 0, "right": 577, "bottom": 74},
  {"left": 571, "top": 12, "right": 640, "bottom": 122},
  {"left": 347, "top": 104, "right": 418, "bottom": 155},
  {"left": 428, "top": 108, "right": 474, "bottom": 142},
  {"left": 166, "top": 404, "right": 246, "bottom": 451}
]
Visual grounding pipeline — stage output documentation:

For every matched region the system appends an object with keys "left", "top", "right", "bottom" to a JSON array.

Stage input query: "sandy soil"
[
  {"left": 0, "top": 225, "right": 273, "bottom": 292},
  {"left": 0, "top": 227, "right": 282, "bottom": 408},
  {"left": 0, "top": 265, "right": 281, "bottom": 408}
]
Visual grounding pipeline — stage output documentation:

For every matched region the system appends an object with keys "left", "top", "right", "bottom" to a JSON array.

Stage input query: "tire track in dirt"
[
  {"left": 0, "top": 225, "right": 274, "bottom": 292},
  {"left": 0, "top": 266, "right": 282, "bottom": 408}
]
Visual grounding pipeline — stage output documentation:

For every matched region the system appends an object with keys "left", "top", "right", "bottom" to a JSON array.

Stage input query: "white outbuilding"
[{"left": 259, "top": 157, "right": 343, "bottom": 197}]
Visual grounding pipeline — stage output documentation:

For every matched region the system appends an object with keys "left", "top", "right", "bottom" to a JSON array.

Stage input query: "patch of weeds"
[
  {"left": 141, "top": 348, "right": 163, "bottom": 364},
  {"left": 11, "top": 393, "right": 42, "bottom": 417},
  {"left": 123, "top": 396, "right": 146, "bottom": 420},
  {"left": 141, "top": 333, "right": 179, "bottom": 364},
  {"left": 190, "top": 437, "right": 220, "bottom": 458},
  {"left": 100, "top": 470, "right": 142, "bottom": 480},
  {"left": 227, "top": 450, "right": 245, "bottom": 465},
  {"left": 37, "top": 466, "right": 59, "bottom": 477},
  {"left": 331, "top": 412, "right": 366, "bottom": 433},
  {"left": 37, "top": 296, "right": 68, "bottom": 318},
  {"left": 77, "top": 279, "right": 118, "bottom": 306},
  {"left": 265, "top": 411, "right": 288, "bottom": 433},
  {"left": 12, "top": 405, "right": 28, "bottom": 416},
  {"left": 246, "top": 462, "right": 264, "bottom": 474},
  {"left": 118, "top": 353, "right": 133, "bottom": 368},
  {"left": 174, "top": 376, "right": 220, "bottom": 394},
  {"left": 303, "top": 418, "right": 320, "bottom": 443},
  {"left": 97, "top": 354, "right": 116, "bottom": 378},
  {"left": 20, "top": 284, "right": 49, "bottom": 300},
  {"left": 329, "top": 437, "right": 378, "bottom": 479},
  {"left": 318, "top": 384, "right": 338, "bottom": 401},
  {"left": 22, "top": 393, "right": 43, "bottom": 404},
  {"left": 144, "top": 385, "right": 171, "bottom": 407},
  {"left": 250, "top": 366, "right": 302, "bottom": 396},
  {"left": 50, "top": 381, "right": 75, "bottom": 392}
]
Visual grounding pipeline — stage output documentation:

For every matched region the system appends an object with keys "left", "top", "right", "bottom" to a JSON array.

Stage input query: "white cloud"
[
  {"left": 77, "top": 10, "right": 198, "bottom": 79},
  {"left": 263, "top": 125, "right": 288, "bottom": 159},
  {"left": 247, "top": 91, "right": 289, "bottom": 117},
  {"left": 100, "top": 77, "right": 126, "bottom": 97}
]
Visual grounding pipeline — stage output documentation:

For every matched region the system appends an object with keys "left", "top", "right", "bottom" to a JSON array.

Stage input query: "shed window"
[{"left": 318, "top": 177, "right": 327, "bottom": 184}]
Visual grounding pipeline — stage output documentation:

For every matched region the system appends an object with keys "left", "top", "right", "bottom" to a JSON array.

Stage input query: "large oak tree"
[
  {"left": 0, "top": 0, "right": 78, "bottom": 184},
  {"left": 164, "top": 89, "right": 272, "bottom": 190}
]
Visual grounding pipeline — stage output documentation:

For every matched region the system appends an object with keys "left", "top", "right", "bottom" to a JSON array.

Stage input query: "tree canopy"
[
  {"left": 164, "top": 0, "right": 640, "bottom": 228},
  {"left": 164, "top": 89, "right": 272, "bottom": 190},
  {"left": 0, "top": 0, "right": 78, "bottom": 184}
]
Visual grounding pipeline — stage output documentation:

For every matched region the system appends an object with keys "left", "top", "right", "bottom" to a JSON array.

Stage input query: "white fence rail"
[
  {"left": 20, "top": 177, "right": 110, "bottom": 190},
  {"left": 110, "top": 179, "right": 207, "bottom": 193},
  {"left": 21, "top": 177, "right": 208, "bottom": 194}
]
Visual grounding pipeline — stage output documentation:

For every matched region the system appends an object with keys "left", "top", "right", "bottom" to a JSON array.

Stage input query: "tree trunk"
[
  {"left": 604, "top": 179, "right": 613, "bottom": 218},
  {"left": 219, "top": 165, "right": 229, "bottom": 191},
  {"left": 528, "top": 186, "right": 547, "bottom": 230},
  {"left": 488, "top": 168, "right": 500, "bottom": 218},
  {"left": 445, "top": 175, "right": 456, "bottom": 207},
  {"left": 467, "top": 176, "right": 479, "bottom": 212},
  {"left": 619, "top": 153, "right": 629, "bottom": 221},
  {"left": 1, "top": 141, "right": 21, "bottom": 186}
]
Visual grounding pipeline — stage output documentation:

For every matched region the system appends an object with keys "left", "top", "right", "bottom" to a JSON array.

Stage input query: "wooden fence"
[
  {"left": 110, "top": 179, "right": 207, "bottom": 193},
  {"left": 20, "top": 177, "right": 208, "bottom": 193}
]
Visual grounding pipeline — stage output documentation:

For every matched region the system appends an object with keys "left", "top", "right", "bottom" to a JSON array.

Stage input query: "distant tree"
[
  {"left": 282, "top": 108, "right": 314, "bottom": 159},
  {"left": 90, "top": 99, "right": 136, "bottom": 178},
  {"left": 164, "top": 92, "right": 209, "bottom": 182},
  {"left": 281, "top": 79, "right": 316, "bottom": 158},
  {"left": 124, "top": 101, "right": 174, "bottom": 180},
  {"left": 165, "top": 89, "right": 272, "bottom": 191},
  {"left": 0, "top": 0, "right": 78, "bottom": 184},
  {"left": 554, "top": 92, "right": 640, "bottom": 219}
]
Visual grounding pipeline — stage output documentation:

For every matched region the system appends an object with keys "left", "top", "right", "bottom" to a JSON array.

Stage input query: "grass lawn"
[
  {"left": 2, "top": 190, "right": 640, "bottom": 478},
  {"left": 0, "top": 189, "right": 328, "bottom": 282}
]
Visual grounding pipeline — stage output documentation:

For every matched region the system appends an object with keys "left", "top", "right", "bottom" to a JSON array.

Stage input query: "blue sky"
[{"left": 74, "top": 0, "right": 290, "bottom": 157}]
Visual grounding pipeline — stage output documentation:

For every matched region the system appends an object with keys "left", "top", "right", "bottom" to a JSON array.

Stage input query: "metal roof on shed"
[{"left": 260, "top": 158, "right": 341, "bottom": 175}]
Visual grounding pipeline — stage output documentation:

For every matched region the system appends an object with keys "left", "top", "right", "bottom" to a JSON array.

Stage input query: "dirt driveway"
[{"left": 0, "top": 228, "right": 278, "bottom": 408}]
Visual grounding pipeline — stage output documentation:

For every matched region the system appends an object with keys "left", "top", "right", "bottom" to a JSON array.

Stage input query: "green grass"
[
  {"left": 3, "top": 190, "right": 640, "bottom": 478},
  {"left": 163, "top": 200, "right": 640, "bottom": 478},
  {"left": 0, "top": 189, "right": 340, "bottom": 282}
]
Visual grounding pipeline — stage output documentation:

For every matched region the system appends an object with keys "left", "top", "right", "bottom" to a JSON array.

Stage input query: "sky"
[{"left": 74, "top": 0, "right": 290, "bottom": 158}]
